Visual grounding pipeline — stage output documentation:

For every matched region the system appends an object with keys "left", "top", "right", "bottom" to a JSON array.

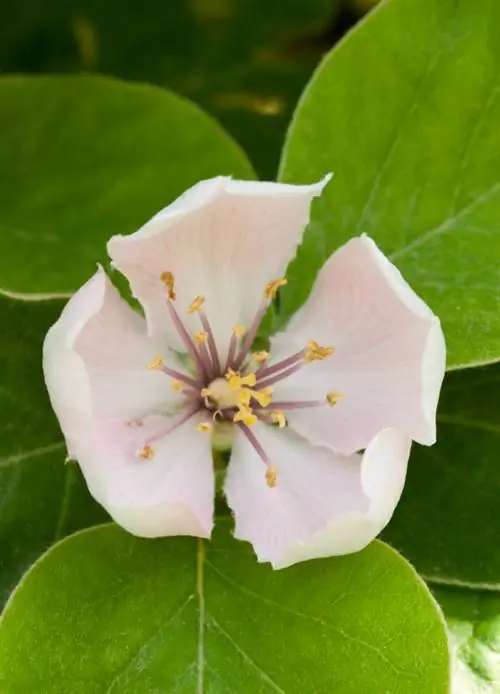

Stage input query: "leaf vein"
[
  {"left": 209, "top": 618, "right": 287, "bottom": 693},
  {"left": 104, "top": 594, "right": 195, "bottom": 693},
  {"left": 206, "top": 559, "right": 413, "bottom": 679}
]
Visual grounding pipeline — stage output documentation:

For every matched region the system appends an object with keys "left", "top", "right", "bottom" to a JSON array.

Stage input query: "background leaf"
[
  {"left": 0, "top": 74, "right": 254, "bottom": 295},
  {"left": 0, "top": 0, "right": 341, "bottom": 178},
  {"left": 433, "top": 586, "right": 500, "bottom": 694},
  {"left": 0, "top": 523, "right": 450, "bottom": 693},
  {"left": 383, "top": 363, "right": 500, "bottom": 588},
  {"left": 0, "top": 292, "right": 107, "bottom": 606},
  {"left": 279, "top": 0, "right": 500, "bottom": 369}
]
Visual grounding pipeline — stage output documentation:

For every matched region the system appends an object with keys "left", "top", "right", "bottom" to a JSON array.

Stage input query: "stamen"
[
  {"left": 250, "top": 387, "right": 273, "bottom": 408},
  {"left": 238, "top": 389, "right": 252, "bottom": 407},
  {"left": 197, "top": 422, "right": 214, "bottom": 433},
  {"left": 198, "top": 311, "right": 221, "bottom": 375},
  {"left": 160, "top": 271, "right": 176, "bottom": 300},
  {"left": 233, "top": 324, "right": 246, "bottom": 338},
  {"left": 171, "top": 380, "right": 186, "bottom": 392},
  {"left": 232, "top": 298, "right": 269, "bottom": 371},
  {"left": 166, "top": 299, "right": 208, "bottom": 380},
  {"left": 264, "top": 277, "right": 287, "bottom": 300},
  {"left": 146, "top": 355, "right": 164, "bottom": 371},
  {"left": 255, "top": 362, "right": 304, "bottom": 389},
  {"left": 326, "top": 391, "right": 343, "bottom": 406},
  {"left": 188, "top": 295, "right": 205, "bottom": 314},
  {"left": 145, "top": 355, "right": 200, "bottom": 390},
  {"left": 233, "top": 278, "right": 286, "bottom": 372},
  {"left": 265, "top": 466, "right": 278, "bottom": 488},
  {"left": 252, "top": 350, "right": 269, "bottom": 363},
  {"left": 237, "top": 422, "right": 277, "bottom": 488},
  {"left": 269, "top": 410, "right": 286, "bottom": 428},
  {"left": 225, "top": 330, "right": 240, "bottom": 372},
  {"left": 256, "top": 349, "right": 304, "bottom": 379},
  {"left": 194, "top": 331, "right": 208, "bottom": 344},
  {"left": 304, "top": 340, "right": 334, "bottom": 362},
  {"left": 266, "top": 400, "right": 325, "bottom": 410},
  {"left": 143, "top": 401, "right": 200, "bottom": 446},
  {"left": 233, "top": 404, "right": 258, "bottom": 426},
  {"left": 226, "top": 370, "right": 257, "bottom": 390},
  {"left": 136, "top": 444, "right": 155, "bottom": 460}
]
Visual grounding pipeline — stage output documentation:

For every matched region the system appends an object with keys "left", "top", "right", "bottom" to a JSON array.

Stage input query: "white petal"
[
  {"left": 108, "top": 175, "right": 331, "bottom": 358},
  {"left": 75, "top": 411, "right": 215, "bottom": 538},
  {"left": 43, "top": 270, "right": 100, "bottom": 455},
  {"left": 43, "top": 268, "right": 183, "bottom": 454},
  {"left": 224, "top": 423, "right": 410, "bottom": 568},
  {"left": 271, "top": 236, "right": 446, "bottom": 454}
]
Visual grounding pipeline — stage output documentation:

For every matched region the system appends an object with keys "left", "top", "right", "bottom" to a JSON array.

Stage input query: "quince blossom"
[{"left": 43, "top": 176, "right": 445, "bottom": 568}]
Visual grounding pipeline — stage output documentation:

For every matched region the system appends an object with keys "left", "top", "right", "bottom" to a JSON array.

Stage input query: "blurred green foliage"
[{"left": 0, "top": 0, "right": 374, "bottom": 177}]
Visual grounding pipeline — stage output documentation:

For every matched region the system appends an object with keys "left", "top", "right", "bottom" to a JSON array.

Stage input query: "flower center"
[
  {"left": 135, "top": 271, "right": 341, "bottom": 488},
  {"left": 203, "top": 377, "right": 241, "bottom": 409}
]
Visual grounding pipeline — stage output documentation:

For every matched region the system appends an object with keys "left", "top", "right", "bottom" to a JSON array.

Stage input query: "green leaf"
[
  {"left": 279, "top": 0, "right": 500, "bottom": 369},
  {"left": 0, "top": 523, "right": 450, "bottom": 693},
  {"left": 0, "top": 293, "right": 107, "bottom": 606},
  {"left": 0, "top": 0, "right": 335, "bottom": 178},
  {"left": 0, "top": 74, "right": 254, "bottom": 295},
  {"left": 433, "top": 586, "right": 500, "bottom": 693},
  {"left": 383, "top": 363, "right": 500, "bottom": 587}
]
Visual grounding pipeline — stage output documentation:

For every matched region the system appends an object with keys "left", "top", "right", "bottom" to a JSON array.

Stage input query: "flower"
[{"left": 43, "top": 175, "right": 445, "bottom": 568}]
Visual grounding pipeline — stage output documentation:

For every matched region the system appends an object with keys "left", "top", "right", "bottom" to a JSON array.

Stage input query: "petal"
[
  {"left": 44, "top": 268, "right": 183, "bottom": 457},
  {"left": 108, "top": 175, "right": 331, "bottom": 356},
  {"left": 43, "top": 270, "right": 100, "bottom": 455},
  {"left": 224, "top": 422, "right": 410, "bottom": 568},
  {"left": 270, "top": 236, "right": 446, "bottom": 454},
  {"left": 75, "top": 411, "right": 215, "bottom": 538}
]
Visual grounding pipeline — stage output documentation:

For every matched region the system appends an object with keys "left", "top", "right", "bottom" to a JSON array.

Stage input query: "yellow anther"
[
  {"left": 233, "top": 324, "right": 246, "bottom": 338},
  {"left": 240, "top": 373, "right": 257, "bottom": 387},
  {"left": 304, "top": 340, "right": 335, "bottom": 362},
  {"left": 226, "top": 369, "right": 257, "bottom": 390},
  {"left": 266, "top": 466, "right": 278, "bottom": 488},
  {"left": 171, "top": 380, "right": 185, "bottom": 392},
  {"left": 264, "top": 277, "right": 287, "bottom": 300},
  {"left": 194, "top": 330, "right": 209, "bottom": 344},
  {"left": 238, "top": 389, "right": 252, "bottom": 407},
  {"left": 137, "top": 445, "right": 155, "bottom": 460},
  {"left": 233, "top": 404, "right": 258, "bottom": 427},
  {"left": 250, "top": 387, "right": 273, "bottom": 408},
  {"left": 270, "top": 410, "right": 286, "bottom": 428},
  {"left": 326, "top": 390, "right": 343, "bottom": 406},
  {"left": 160, "top": 271, "right": 176, "bottom": 300},
  {"left": 187, "top": 295, "right": 205, "bottom": 314},
  {"left": 252, "top": 350, "right": 269, "bottom": 363},
  {"left": 197, "top": 422, "right": 214, "bottom": 433},
  {"left": 146, "top": 355, "right": 164, "bottom": 370}
]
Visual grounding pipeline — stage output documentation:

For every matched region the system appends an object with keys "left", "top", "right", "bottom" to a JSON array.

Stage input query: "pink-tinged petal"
[
  {"left": 224, "top": 423, "right": 410, "bottom": 568},
  {"left": 43, "top": 268, "right": 184, "bottom": 456},
  {"left": 43, "top": 270, "right": 101, "bottom": 455},
  {"left": 75, "top": 411, "right": 215, "bottom": 538},
  {"left": 72, "top": 268, "right": 182, "bottom": 420},
  {"left": 278, "top": 428, "right": 411, "bottom": 569},
  {"left": 108, "top": 175, "right": 331, "bottom": 355},
  {"left": 271, "top": 236, "right": 445, "bottom": 454}
]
